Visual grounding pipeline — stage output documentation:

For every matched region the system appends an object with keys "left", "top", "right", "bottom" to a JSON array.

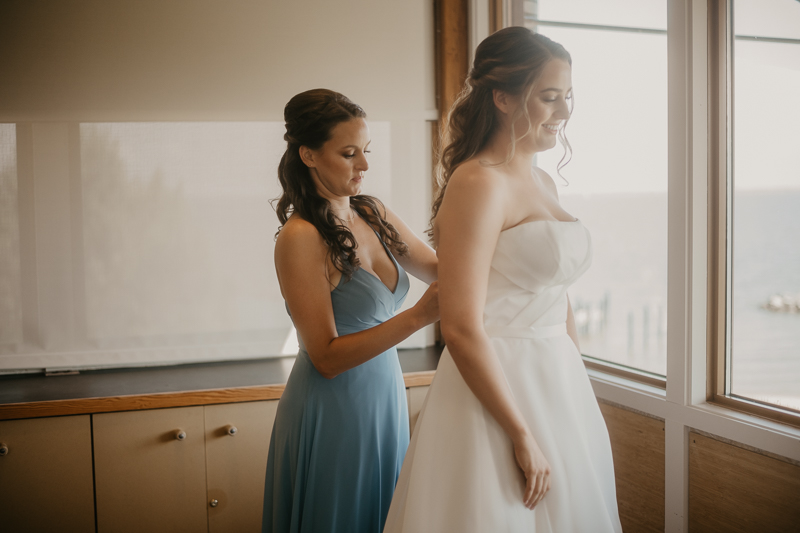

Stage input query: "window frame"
[
  {"left": 707, "top": 0, "right": 800, "bottom": 428},
  {"left": 498, "top": 0, "right": 800, "bottom": 424}
]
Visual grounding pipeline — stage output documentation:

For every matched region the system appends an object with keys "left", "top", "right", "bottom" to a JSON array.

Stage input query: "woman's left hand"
[{"left": 513, "top": 432, "right": 552, "bottom": 510}]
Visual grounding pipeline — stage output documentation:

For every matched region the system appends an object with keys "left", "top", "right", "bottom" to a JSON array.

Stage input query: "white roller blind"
[
  {"left": 0, "top": 121, "right": 394, "bottom": 371},
  {"left": 0, "top": 124, "right": 21, "bottom": 352},
  {"left": 0, "top": 0, "right": 436, "bottom": 371}
]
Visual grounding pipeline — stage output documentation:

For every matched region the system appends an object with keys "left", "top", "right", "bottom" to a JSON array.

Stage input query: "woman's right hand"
[
  {"left": 413, "top": 281, "right": 440, "bottom": 326},
  {"left": 513, "top": 432, "right": 551, "bottom": 510}
]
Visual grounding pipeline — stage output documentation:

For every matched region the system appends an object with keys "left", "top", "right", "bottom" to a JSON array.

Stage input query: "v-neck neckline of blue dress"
[{"left": 336, "top": 212, "right": 402, "bottom": 296}]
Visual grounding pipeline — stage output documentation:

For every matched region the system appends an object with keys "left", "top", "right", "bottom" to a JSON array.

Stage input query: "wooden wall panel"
[
  {"left": 598, "top": 401, "right": 665, "bottom": 533},
  {"left": 489, "top": 0, "right": 504, "bottom": 33},
  {"left": 689, "top": 431, "right": 800, "bottom": 533},
  {"left": 434, "top": 0, "right": 469, "bottom": 121}
]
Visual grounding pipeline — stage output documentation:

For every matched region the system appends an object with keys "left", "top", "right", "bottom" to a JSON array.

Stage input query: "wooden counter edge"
[
  {"left": 402, "top": 370, "right": 436, "bottom": 388},
  {"left": 0, "top": 370, "right": 436, "bottom": 421}
]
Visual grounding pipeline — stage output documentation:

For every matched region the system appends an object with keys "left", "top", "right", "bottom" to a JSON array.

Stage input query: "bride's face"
[{"left": 515, "top": 59, "right": 573, "bottom": 154}]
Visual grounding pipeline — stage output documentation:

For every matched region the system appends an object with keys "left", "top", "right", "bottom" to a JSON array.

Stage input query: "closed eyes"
[{"left": 344, "top": 150, "right": 370, "bottom": 159}]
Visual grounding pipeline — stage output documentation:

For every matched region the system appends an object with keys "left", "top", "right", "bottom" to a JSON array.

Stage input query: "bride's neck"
[{"left": 478, "top": 130, "right": 536, "bottom": 174}]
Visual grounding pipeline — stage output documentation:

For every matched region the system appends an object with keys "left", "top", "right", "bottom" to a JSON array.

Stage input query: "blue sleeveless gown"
[{"left": 262, "top": 231, "right": 411, "bottom": 533}]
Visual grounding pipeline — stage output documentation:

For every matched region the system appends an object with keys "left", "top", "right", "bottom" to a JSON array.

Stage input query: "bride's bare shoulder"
[
  {"left": 446, "top": 160, "right": 508, "bottom": 200},
  {"left": 532, "top": 166, "right": 559, "bottom": 197},
  {"left": 437, "top": 162, "right": 509, "bottom": 233}
]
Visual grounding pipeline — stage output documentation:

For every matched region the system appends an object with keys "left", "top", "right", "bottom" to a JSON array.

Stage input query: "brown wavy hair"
[
  {"left": 274, "top": 89, "right": 408, "bottom": 282},
  {"left": 429, "top": 27, "right": 572, "bottom": 236}
]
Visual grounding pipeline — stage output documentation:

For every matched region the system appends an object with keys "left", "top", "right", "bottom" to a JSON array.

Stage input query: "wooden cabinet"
[
  {"left": 1, "top": 386, "right": 428, "bottom": 533},
  {"left": 0, "top": 415, "right": 95, "bottom": 533},
  {"left": 92, "top": 401, "right": 278, "bottom": 533},
  {"left": 205, "top": 401, "right": 278, "bottom": 533},
  {"left": 407, "top": 385, "right": 429, "bottom": 436},
  {"left": 93, "top": 406, "right": 208, "bottom": 533}
]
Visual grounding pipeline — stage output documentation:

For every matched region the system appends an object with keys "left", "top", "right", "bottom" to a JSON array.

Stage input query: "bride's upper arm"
[{"left": 436, "top": 167, "right": 507, "bottom": 338}]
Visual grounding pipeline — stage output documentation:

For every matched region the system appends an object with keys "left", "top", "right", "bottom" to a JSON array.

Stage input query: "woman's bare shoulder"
[
  {"left": 447, "top": 160, "right": 508, "bottom": 198},
  {"left": 438, "top": 160, "right": 509, "bottom": 230},
  {"left": 532, "top": 166, "right": 560, "bottom": 196},
  {"left": 276, "top": 216, "right": 327, "bottom": 257},
  {"left": 443, "top": 161, "right": 510, "bottom": 218}
]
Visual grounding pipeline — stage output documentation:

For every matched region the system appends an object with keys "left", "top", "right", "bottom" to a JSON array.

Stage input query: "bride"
[{"left": 384, "top": 27, "right": 622, "bottom": 532}]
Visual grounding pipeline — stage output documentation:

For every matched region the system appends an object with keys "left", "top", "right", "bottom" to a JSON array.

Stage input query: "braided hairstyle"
[
  {"left": 429, "top": 27, "right": 572, "bottom": 236},
  {"left": 275, "top": 89, "right": 408, "bottom": 282}
]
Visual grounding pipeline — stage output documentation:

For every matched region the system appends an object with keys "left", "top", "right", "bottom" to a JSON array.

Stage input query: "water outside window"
[
  {"left": 731, "top": 0, "right": 800, "bottom": 410},
  {"left": 525, "top": 0, "right": 668, "bottom": 376}
]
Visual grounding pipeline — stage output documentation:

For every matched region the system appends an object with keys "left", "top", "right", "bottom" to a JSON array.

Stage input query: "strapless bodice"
[{"left": 484, "top": 219, "right": 591, "bottom": 330}]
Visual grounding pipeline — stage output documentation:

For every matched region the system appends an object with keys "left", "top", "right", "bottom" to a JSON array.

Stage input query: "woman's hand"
[
  {"left": 412, "top": 281, "right": 440, "bottom": 327},
  {"left": 276, "top": 217, "right": 439, "bottom": 379},
  {"left": 513, "top": 432, "right": 551, "bottom": 510}
]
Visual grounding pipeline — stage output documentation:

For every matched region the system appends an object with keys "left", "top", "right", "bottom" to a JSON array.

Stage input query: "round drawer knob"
[
  {"left": 210, "top": 499, "right": 219, "bottom": 508},
  {"left": 175, "top": 430, "right": 187, "bottom": 441},
  {"left": 0, "top": 443, "right": 8, "bottom": 456},
  {"left": 226, "top": 425, "right": 238, "bottom": 436}
]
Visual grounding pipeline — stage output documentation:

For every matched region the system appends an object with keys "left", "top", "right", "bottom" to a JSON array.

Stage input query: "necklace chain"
[{"left": 337, "top": 207, "right": 357, "bottom": 223}]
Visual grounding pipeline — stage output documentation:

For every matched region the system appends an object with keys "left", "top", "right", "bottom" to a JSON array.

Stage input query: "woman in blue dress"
[{"left": 262, "top": 89, "right": 439, "bottom": 533}]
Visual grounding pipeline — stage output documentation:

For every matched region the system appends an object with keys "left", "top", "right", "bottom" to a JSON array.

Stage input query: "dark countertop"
[{"left": 0, "top": 346, "right": 442, "bottom": 408}]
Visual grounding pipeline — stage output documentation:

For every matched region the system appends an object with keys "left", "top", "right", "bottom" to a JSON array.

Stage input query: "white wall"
[
  {"left": 0, "top": 0, "right": 437, "bottom": 370},
  {"left": 0, "top": 0, "right": 436, "bottom": 122}
]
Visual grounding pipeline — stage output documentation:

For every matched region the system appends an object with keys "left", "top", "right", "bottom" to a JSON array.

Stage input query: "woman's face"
[
  {"left": 303, "top": 118, "right": 371, "bottom": 201},
  {"left": 517, "top": 59, "right": 573, "bottom": 154}
]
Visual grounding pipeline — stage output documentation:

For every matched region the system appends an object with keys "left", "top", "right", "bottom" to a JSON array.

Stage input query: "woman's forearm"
[
  {"left": 309, "top": 307, "right": 426, "bottom": 379},
  {"left": 443, "top": 324, "right": 532, "bottom": 444}
]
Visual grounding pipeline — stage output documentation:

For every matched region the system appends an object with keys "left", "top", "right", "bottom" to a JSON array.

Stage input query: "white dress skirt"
[{"left": 384, "top": 220, "right": 622, "bottom": 533}]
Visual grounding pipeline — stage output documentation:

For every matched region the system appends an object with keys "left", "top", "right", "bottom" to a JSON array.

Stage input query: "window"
[
  {"left": 717, "top": 0, "right": 800, "bottom": 416},
  {"left": 522, "top": 0, "right": 668, "bottom": 381}
]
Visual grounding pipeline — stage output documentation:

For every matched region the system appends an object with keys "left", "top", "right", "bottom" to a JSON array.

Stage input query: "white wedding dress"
[{"left": 384, "top": 220, "right": 622, "bottom": 533}]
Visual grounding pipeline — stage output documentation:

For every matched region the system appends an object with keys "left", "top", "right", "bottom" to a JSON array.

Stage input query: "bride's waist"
[{"left": 483, "top": 322, "right": 567, "bottom": 339}]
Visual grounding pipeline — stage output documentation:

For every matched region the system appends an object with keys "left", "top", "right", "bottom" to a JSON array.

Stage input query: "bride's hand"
[{"left": 513, "top": 432, "right": 551, "bottom": 510}]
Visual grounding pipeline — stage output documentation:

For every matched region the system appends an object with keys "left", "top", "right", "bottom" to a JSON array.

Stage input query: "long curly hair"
[
  {"left": 429, "top": 27, "right": 572, "bottom": 236},
  {"left": 274, "top": 89, "right": 408, "bottom": 282}
]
